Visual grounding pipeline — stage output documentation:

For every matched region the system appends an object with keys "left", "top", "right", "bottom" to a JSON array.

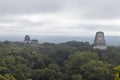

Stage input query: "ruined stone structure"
[
  {"left": 93, "top": 31, "right": 107, "bottom": 50},
  {"left": 24, "top": 35, "right": 39, "bottom": 47},
  {"left": 24, "top": 35, "right": 31, "bottom": 43},
  {"left": 31, "top": 39, "right": 39, "bottom": 47}
]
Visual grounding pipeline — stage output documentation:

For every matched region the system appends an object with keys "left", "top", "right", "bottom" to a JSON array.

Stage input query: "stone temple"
[
  {"left": 24, "top": 35, "right": 31, "bottom": 43},
  {"left": 93, "top": 31, "right": 107, "bottom": 50},
  {"left": 24, "top": 35, "right": 39, "bottom": 47},
  {"left": 31, "top": 39, "right": 39, "bottom": 47}
]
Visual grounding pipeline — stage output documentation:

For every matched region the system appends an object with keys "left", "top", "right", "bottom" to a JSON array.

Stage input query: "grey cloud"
[
  {"left": 19, "top": 20, "right": 51, "bottom": 27},
  {"left": 0, "top": 0, "right": 120, "bottom": 36},
  {"left": 70, "top": 0, "right": 120, "bottom": 19},
  {"left": 0, "top": 0, "right": 120, "bottom": 19},
  {"left": 0, "top": 0, "right": 67, "bottom": 15},
  {"left": 67, "top": 23, "right": 120, "bottom": 32}
]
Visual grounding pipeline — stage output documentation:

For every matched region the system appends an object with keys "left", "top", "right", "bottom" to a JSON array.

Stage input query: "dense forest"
[{"left": 0, "top": 41, "right": 119, "bottom": 80}]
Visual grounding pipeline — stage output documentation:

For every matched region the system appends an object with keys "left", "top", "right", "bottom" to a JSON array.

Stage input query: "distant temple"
[
  {"left": 24, "top": 35, "right": 39, "bottom": 47},
  {"left": 93, "top": 31, "right": 107, "bottom": 50},
  {"left": 31, "top": 39, "right": 39, "bottom": 47},
  {"left": 24, "top": 35, "right": 31, "bottom": 43}
]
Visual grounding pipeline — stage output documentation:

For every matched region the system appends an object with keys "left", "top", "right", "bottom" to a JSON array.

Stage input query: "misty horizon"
[{"left": 0, "top": 35, "right": 120, "bottom": 46}]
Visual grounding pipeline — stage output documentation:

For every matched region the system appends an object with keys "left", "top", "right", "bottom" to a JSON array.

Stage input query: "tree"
[
  {"left": 64, "top": 51, "right": 99, "bottom": 73},
  {"left": 72, "top": 74, "right": 83, "bottom": 80},
  {"left": 114, "top": 66, "right": 120, "bottom": 80},
  {"left": 0, "top": 74, "right": 16, "bottom": 80},
  {"left": 80, "top": 60, "right": 113, "bottom": 80}
]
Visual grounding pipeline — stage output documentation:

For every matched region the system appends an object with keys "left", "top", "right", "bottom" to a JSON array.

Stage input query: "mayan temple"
[
  {"left": 93, "top": 31, "right": 107, "bottom": 50},
  {"left": 31, "top": 39, "right": 39, "bottom": 47},
  {"left": 24, "top": 35, "right": 31, "bottom": 43}
]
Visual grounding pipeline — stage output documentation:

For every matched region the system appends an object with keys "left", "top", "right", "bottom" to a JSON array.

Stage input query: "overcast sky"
[{"left": 0, "top": 0, "right": 120, "bottom": 36}]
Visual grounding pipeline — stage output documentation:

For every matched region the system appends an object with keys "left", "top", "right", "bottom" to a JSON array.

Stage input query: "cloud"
[
  {"left": 0, "top": 0, "right": 120, "bottom": 18},
  {"left": 66, "top": 0, "right": 120, "bottom": 19},
  {"left": 0, "top": 0, "right": 120, "bottom": 36},
  {"left": 0, "top": 0, "right": 67, "bottom": 15}
]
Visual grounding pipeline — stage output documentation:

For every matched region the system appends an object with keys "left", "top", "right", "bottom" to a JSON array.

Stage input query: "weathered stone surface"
[
  {"left": 93, "top": 31, "right": 107, "bottom": 50},
  {"left": 31, "top": 39, "right": 39, "bottom": 47},
  {"left": 24, "top": 35, "right": 31, "bottom": 43}
]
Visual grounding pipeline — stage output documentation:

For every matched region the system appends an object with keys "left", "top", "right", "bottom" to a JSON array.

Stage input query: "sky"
[{"left": 0, "top": 0, "right": 120, "bottom": 37}]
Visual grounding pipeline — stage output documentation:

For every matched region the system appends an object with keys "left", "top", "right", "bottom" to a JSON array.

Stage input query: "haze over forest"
[{"left": 0, "top": 35, "right": 120, "bottom": 46}]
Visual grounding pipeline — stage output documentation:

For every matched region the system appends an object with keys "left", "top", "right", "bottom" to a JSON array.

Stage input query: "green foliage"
[
  {"left": 0, "top": 41, "right": 119, "bottom": 80},
  {"left": 64, "top": 51, "right": 99, "bottom": 72},
  {"left": 32, "top": 68, "right": 62, "bottom": 80},
  {"left": 72, "top": 74, "right": 83, "bottom": 80},
  {"left": 0, "top": 74, "right": 16, "bottom": 80},
  {"left": 114, "top": 66, "right": 120, "bottom": 80},
  {"left": 80, "top": 60, "right": 113, "bottom": 80},
  {"left": 102, "top": 47, "right": 120, "bottom": 65}
]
